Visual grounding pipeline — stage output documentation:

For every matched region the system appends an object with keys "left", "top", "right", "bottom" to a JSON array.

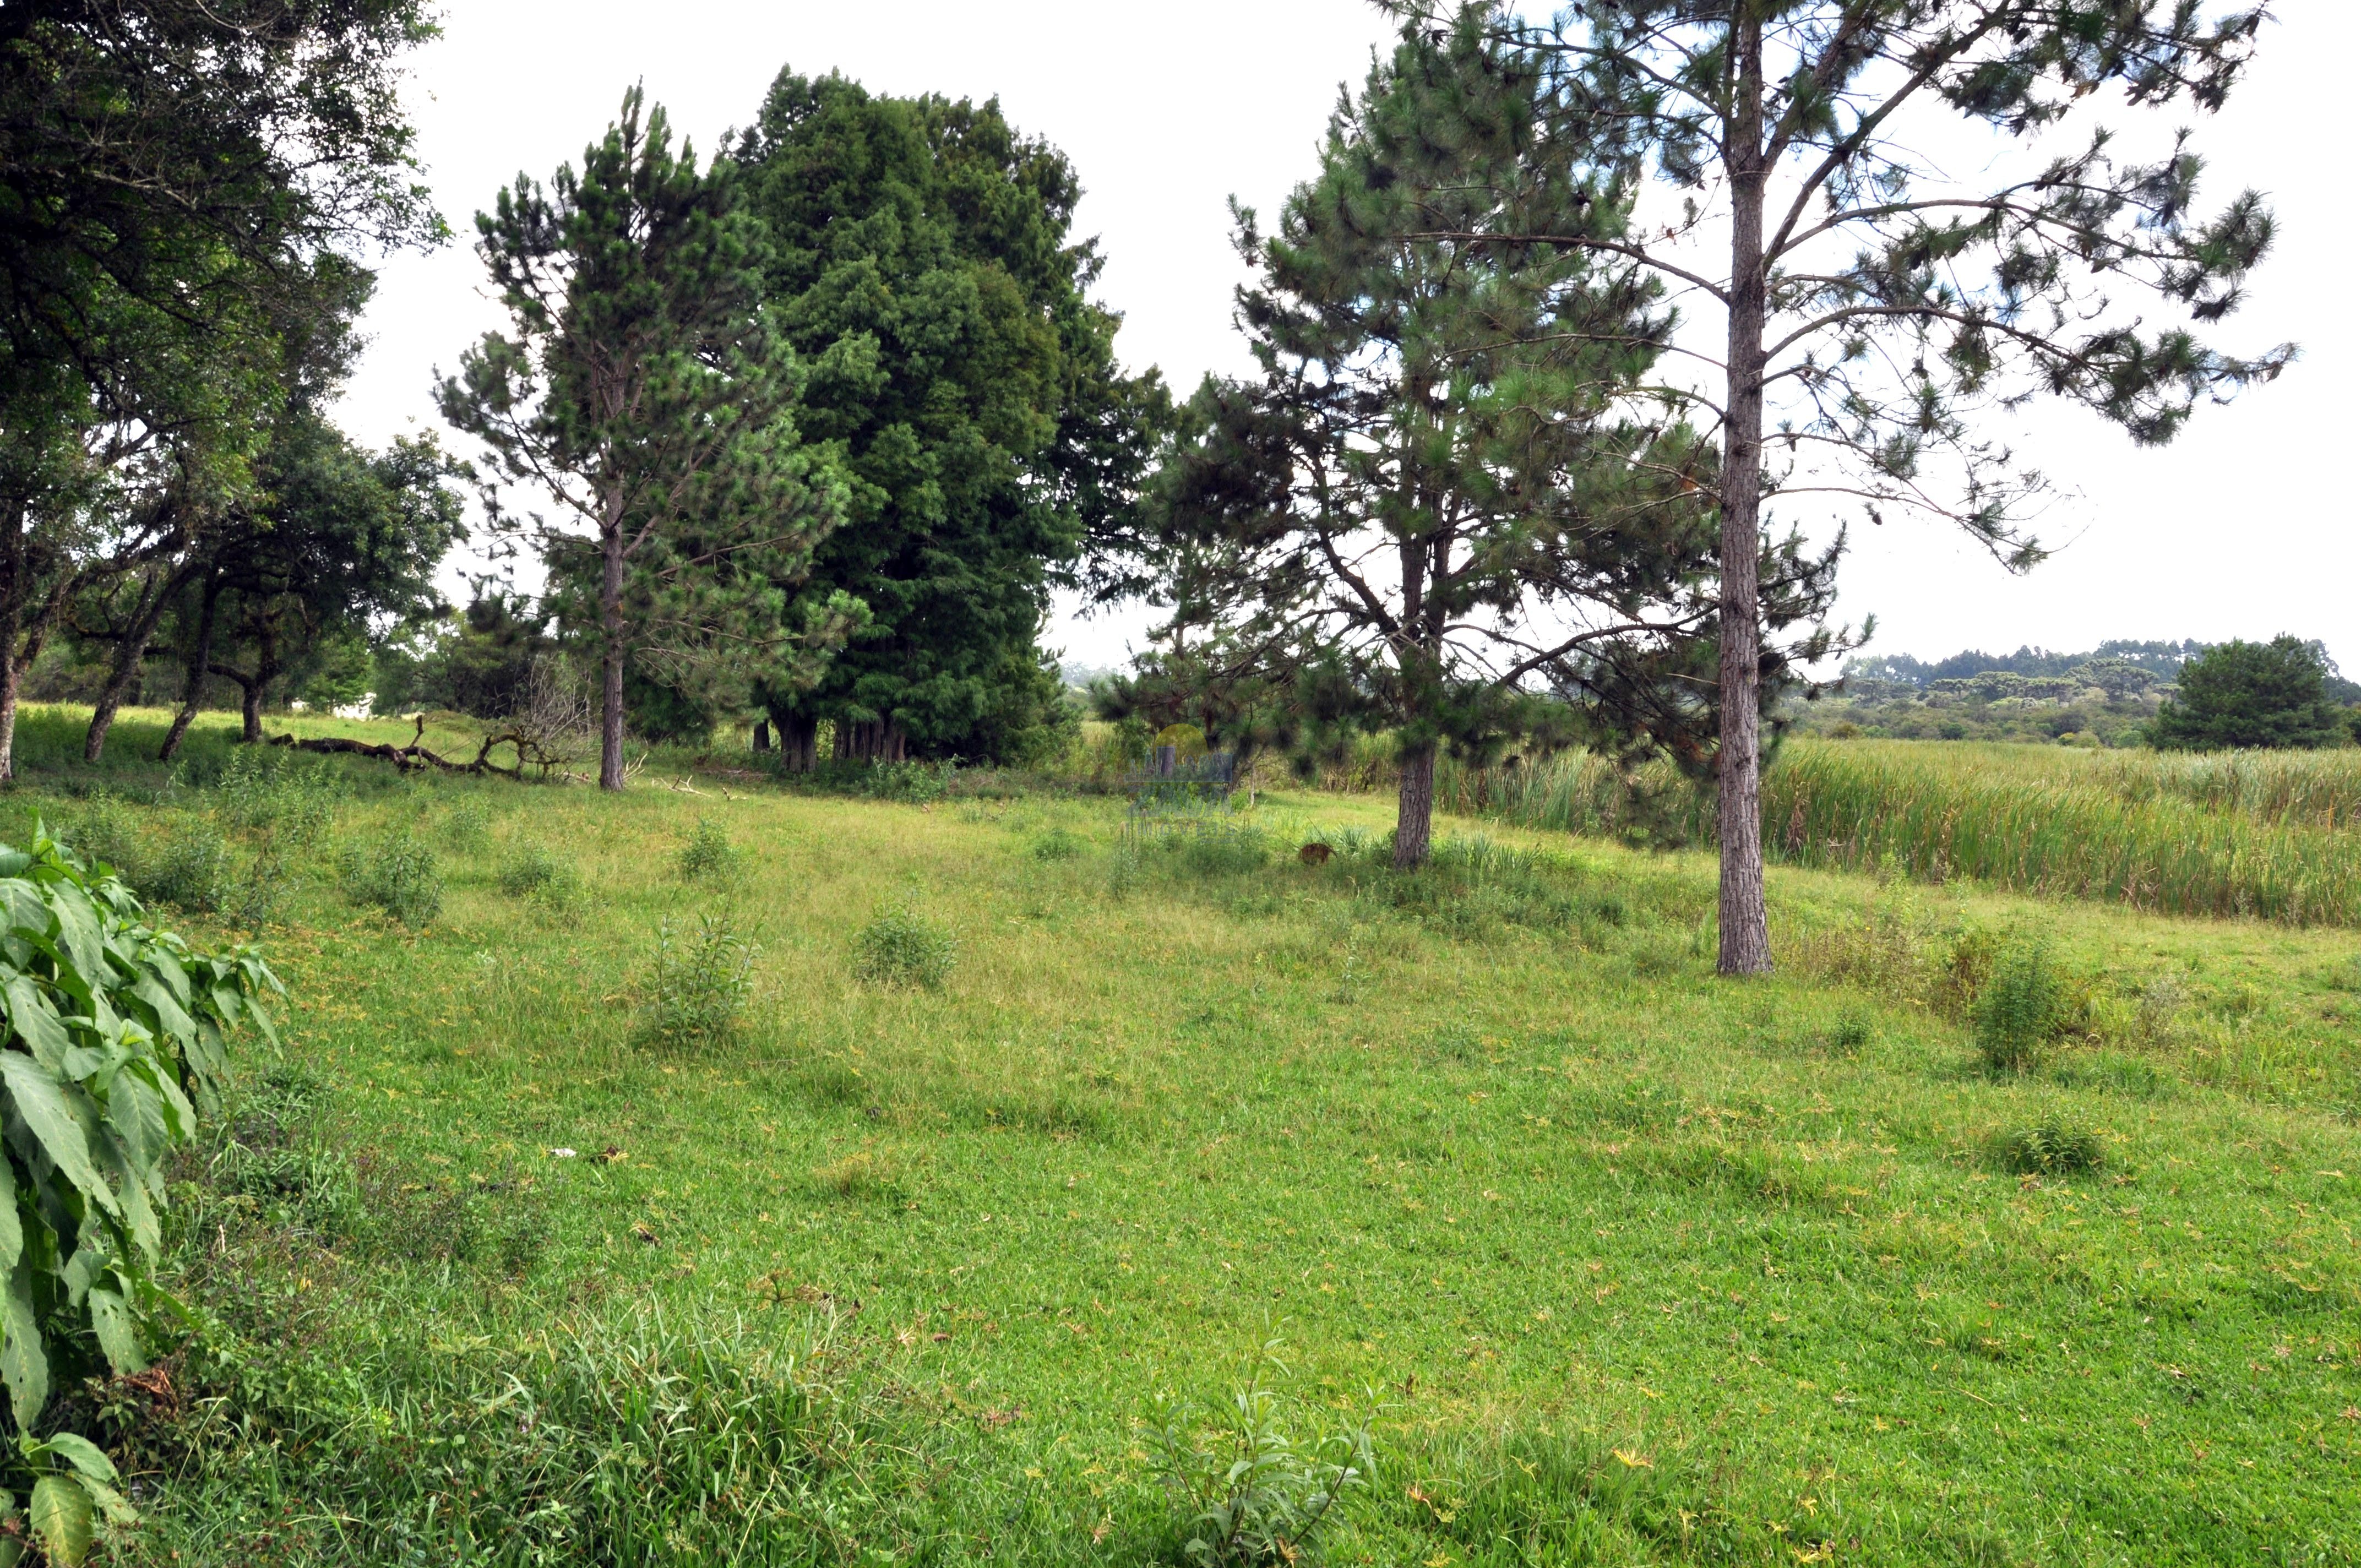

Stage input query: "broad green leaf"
[
  {"left": 0, "top": 883, "right": 45, "bottom": 942},
  {"left": 85, "top": 1286, "right": 142, "bottom": 1375},
  {"left": 132, "top": 971, "right": 195, "bottom": 1046},
  {"left": 0, "top": 1156, "right": 20, "bottom": 1276},
  {"left": 39, "top": 1434, "right": 117, "bottom": 1488},
  {"left": 46, "top": 886, "right": 104, "bottom": 997},
  {"left": 0, "top": 979, "right": 69, "bottom": 1071},
  {"left": 0, "top": 1055, "right": 118, "bottom": 1217},
  {"left": 29, "top": 1475, "right": 91, "bottom": 1567},
  {"left": 1, "top": 1262, "right": 46, "bottom": 1432}
]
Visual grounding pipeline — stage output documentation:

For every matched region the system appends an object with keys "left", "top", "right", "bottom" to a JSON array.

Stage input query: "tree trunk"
[
  {"left": 84, "top": 567, "right": 179, "bottom": 763},
  {"left": 1393, "top": 741, "right": 1437, "bottom": 870},
  {"left": 752, "top": 718, "right": 770, "bottom": 753},
  {"left": 834, "top": 719, "right": 906, "bottom": 763},
  {"left": 159, "top": 582, "right": 220, "bottom": 762},
  {"left": 237, "top": 674, "right": 264, "bottom": 743},
  {"left": 775, "top": 712, "right": 818, "bottom": 772},
  {"left": 0, "top": 502, "right": 23, "bottom": 785},
  {"left": 1715, "top": 14, "right": 1772, "bottom": 976},
  {"left": 599, "top": 507, "right": 626, "bottom": 791}
]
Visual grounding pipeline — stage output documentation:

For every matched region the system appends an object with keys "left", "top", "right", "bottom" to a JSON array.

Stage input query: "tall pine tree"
[
  {"left": 1144, "top": 17, "right": 1838, "bottom": 868},
  {"left": 440, "top": 89, "right": 851, "bottom": 789}
]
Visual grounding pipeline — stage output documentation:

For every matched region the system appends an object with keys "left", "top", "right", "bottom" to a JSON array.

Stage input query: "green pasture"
[{"left": 6, "top": 706, "right": 2359, "bottom": 1565}]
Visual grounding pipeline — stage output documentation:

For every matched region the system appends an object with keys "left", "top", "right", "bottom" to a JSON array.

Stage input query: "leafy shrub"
[
  {"left": 0, "top": 828, "right": 278, "bottom": 1551},
  {"left": 59, "top": 793, "right": 143, "bottom": 880},
  {"left": 1149, "top": 1375, "right": 1374, "bottom": 1566},
  {"left": 1999, "top": 1118, "right": 2104, "bottom": 1176},
  {"left": 340, "top": 830, "right": 444, "bottom": 927},
  {"left": 497, "top": 841, "right": 582, "bottom": 907},
  {"left": 677, "top": 816, "right": 740, "bottom": 880},
  {"left": 211, "top": 747, "right": 341, "bottom": 842},
  {"left": 1973, "top": 943, "right": 2061, "bottom": 1074},
  {"left": 641, "top": 914, "right": 757, "bottom": 1050},
  {"left": 1826, "top": 1010, "right": 1874, "bottom": 1057},
  {"left": 145, "top": 824, "right": 232, "bottom": 913},
  {"left": 852, "top": 903, "right": 955, "bottom": 990}
]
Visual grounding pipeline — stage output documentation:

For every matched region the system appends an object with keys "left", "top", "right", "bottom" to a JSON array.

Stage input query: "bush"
[
  {"left": 146, "top": 823, "right": 233, "bottom": 913},
  {"left": 641, "top": 914, "right": 757, "bottom": 1050},
  {"left": 1149, "top": 1373, "right": 1374, "bottom": 1567},
  {"left": 852, "top": 903, "right": 955, "bottom": 990},
  {"left": 341, "top": 830, "right": 444, "bottom": 927},
  {"left": 1999, "top": 1118, "right": 2104, "bottom": 1176},
  {"left": 0, "top": 828, "right": 278, "bottom": 1553},
  {"left": 1973, "top": 943, "right": 2061, "bottom": 1074},
  {"left": 59, "top": 793, "right": 143, "bottom": 879},
  {"left": 497, "top": 841, "right": 583, "bottom": 907},
  {"left": 211, "top": 747, "right": 342, "bottom": 842},
  {"left": 677, "top": 816, "right": 741, "bottom": 880}
]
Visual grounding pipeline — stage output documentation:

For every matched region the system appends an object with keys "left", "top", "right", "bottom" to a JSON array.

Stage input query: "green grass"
[
  {"left": 6, "top": 706, "right": 2360, "bottom": 1564},
  {"left": 1443, "top": 740, "right": 2361, "bottom": 927}
]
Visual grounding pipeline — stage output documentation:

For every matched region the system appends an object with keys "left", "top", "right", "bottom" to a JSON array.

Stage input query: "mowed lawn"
[{"left": 13, "top": 706, "right": 2361, "bottom": 1565}]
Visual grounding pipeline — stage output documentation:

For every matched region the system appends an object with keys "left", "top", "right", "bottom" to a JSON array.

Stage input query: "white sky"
[{"left": 337, "top": 1, "right": 2358, "bottom": 676}]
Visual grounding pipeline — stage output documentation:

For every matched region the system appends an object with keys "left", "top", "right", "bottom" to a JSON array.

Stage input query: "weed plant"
[
  {"left": 1999, "top": 1118, "right": 2106, "bottom": 1176},
  {"left": 444, "top": 797, "right": 492, "bottom": 850},
  {"left": 852, "top": 902, "right": 955, "bottom": 989},
  {"left": 1032, "top": 827, "right": 1085, "bottom": 861},
  {"left": 1973, "top": 943, "right": 2061, "bottom": 1074},
  {"left": 339, "top": 830, "right": 444, "bottom": 927},
  {"left": 677, "top": 815, "right": 741, "bottom": 880},
  {"left": 147, "top": 824, "right": 233, "bottom": 912},
  {"left": 640, "top": 914, "right": 757, "bottom": 1049},
  {"left": 1149, "top": 1373, "right": 1374, "bottom": 1567},
  {"left": 210, "top": 747, "right": 342, "bottom": 842}
]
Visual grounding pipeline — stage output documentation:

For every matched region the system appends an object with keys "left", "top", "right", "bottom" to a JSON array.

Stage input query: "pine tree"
[
  {"left": 1384, "top": 0, "right": 2289, "bottom": 970},
  {"left": 2152, "top": 638, "right": 2347, "bottom": 751},
  {"left": 1143, "top": 17, "right": 1837, "bottom": 869},
  {"left": 439, "top": 89, "right": 851, "bottom": 790}
]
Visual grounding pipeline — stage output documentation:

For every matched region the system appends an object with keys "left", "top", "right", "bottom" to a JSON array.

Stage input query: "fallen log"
[{"left": 268, "top": 714, "right": 576, "bottom": 780}]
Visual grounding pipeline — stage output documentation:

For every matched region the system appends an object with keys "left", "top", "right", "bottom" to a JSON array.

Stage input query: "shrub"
[
  {"left": 1973, "top": 943, "right": 2060, "bottom": 1074},
  {"left": 0, "top": 827, "right": 278, "bottom": 1552},
  {"left": 641, "top": 914, "right": 757, "bottom": 1049},
  {"left": 1826, "top": 1011, "right": 1874, "bottom": 1057},
  {"left": 677, "top": 816, "right": 740, "bottom": 880},
  {"left": 341, "top": 830, "right": 444, "bottom": 927},
  {"left": 497, "top": 841, "right": 582, "bottom": 907},
  {"left": 1149, "top": 1374, "right": 1374, "bottom": 1567},
  {"left": 59, "top": 793, "right": 143, "bottom": 880},
  {"left": 146, "top": 824, "right": 232, "bottom": 913},
  {"left": 211, "top": 747, "right": 342, "bottom": 842},
  {"left": 1031, "top": 827, "right": 1085, "bottom": 861},
  {"left": 1999, "top": 1118, "right": 2104, "bottom": 1176},
  {"left": 444, "top": 797, "right": 492, "bottom": 850},
  {"left": 852, "top": 903, "right": 955, "bottom": 990}
]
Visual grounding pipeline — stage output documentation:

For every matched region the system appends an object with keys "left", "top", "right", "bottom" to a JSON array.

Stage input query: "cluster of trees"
[
  {"left": 1100, "top": 0, "right": 2285, "bottom": 971},
  {"left": 7, "top": 1, "right": 2295, "bottom": 976},
  {"left": 0, "top": 2, "right": 463, "bottom": 774}
]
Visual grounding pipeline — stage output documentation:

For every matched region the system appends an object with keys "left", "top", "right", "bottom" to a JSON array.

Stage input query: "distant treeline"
[{"left": 1847, "top": 640, "right": 2361, "bottom": 704}]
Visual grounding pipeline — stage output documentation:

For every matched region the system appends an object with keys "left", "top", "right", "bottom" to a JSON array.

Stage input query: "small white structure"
[
  {"left": 287, "top": 699, "right": 309, "bottom": 713},
  {"left": 331, "top": 692, "right": 376, "bottom": 721}
]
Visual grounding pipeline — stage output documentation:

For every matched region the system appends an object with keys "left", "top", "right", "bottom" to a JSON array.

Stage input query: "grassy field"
[
  {"left": 1443, "top": 741, "right": 2361, "bottom": 928},
  {"left": 7, "top": 705, "right": 2360, "bottom": 1565}
]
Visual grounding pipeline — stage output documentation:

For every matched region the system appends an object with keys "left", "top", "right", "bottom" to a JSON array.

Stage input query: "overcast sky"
[{"left": 339, "top": 1, "right": 2358, "bottom": 674}]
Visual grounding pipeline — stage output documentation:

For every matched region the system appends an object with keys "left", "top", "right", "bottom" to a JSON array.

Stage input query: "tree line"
[{"left": 2, "top": 1, "right": 2289, "bottom": 976}]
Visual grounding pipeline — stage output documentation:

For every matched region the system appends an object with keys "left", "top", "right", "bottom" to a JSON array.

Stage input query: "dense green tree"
[
  {"left": 2151, "top": 636, "right": 2348, "bottom": 752},
  {"left": 1389, "top": 0, "right": 2291, "bottom": 969},
  {"left": 441, "top": 89, "right": 853, "bottom": 790},
  {"left": 0, "top": 1, "right": 441, "bottom": 777},
  {"left": 733, "top": 69, "right": 1166, "bottom": 767},
  {"left": 1139, "top": 18, "right": 1836, "bottom": 868}
]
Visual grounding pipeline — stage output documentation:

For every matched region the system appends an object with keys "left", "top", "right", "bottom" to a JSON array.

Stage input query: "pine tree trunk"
[
  {"left": 1393, "top": 741, "right": 1437, "bottom": 870},
  {"left": 159, "top": 583, "right": 220, "bottom": 763},
  {"left": 1715, "top": 15, "right": 1772, "bottom": 977},
  {"left": 599, "top": 503, "right": 626, "bottom": 792},
  {"left": 752, "top": 718, "right": 770, "bottom": 753},
  {"left": 776, "top": 713, "right": 817, "bottom": 771},
  {"left": 85, "top": 568, "right": 178, "bottom": 763}
]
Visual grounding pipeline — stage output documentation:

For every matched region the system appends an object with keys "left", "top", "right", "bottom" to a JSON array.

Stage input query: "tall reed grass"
[{"left": 1441, "top": 740, "right": 2361, "bottom": 928}]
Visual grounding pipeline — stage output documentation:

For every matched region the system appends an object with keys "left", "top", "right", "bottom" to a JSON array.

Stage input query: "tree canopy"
[
  {"left": 733, "top": 69, "right": 1166, "bottom": 766},
  {"left": 2152, "top": 636, "right": 2351, "bottom": 752}
]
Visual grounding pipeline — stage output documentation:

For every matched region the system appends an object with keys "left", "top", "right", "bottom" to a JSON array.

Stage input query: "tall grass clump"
[
  {"left": 498, "top": 841, "right": 583, "bottom": 907},
  {"left": 641, "top": 913, "right": 757, "bottom": 1049},
  {"left": 852, "top": 902, "right": 955, "bottom": 989},
  {"left": 1974, "top": 944, "right": 2061, "bottom": 1075},
  {"left": 210, "top": 747, "right": 343, "bottom": 842}
]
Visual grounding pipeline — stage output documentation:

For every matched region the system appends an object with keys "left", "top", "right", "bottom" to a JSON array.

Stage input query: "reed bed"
[{"left": 1440, "top": 740, "right": 2361, "bottom": 927}]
